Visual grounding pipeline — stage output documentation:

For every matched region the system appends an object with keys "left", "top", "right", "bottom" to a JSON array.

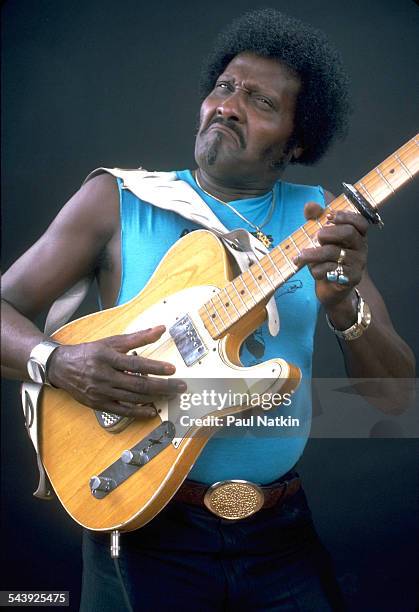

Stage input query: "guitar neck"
[{"left": 200, "top": 135, "right": 419, "bottom": 338}]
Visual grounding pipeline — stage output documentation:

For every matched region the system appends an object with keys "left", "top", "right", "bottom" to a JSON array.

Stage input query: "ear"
[{"left": 291, "top": 145, "right": 303, "bottom": 160}]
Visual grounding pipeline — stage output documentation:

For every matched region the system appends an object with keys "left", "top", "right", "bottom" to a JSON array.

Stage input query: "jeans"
[{"left": 80, "top": 478, "right": 345, "bottom": 611}]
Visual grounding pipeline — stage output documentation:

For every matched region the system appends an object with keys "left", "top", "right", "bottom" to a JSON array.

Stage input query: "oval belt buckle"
[{"left": 203, "top": 479, "right": 264, "bottom": 520}]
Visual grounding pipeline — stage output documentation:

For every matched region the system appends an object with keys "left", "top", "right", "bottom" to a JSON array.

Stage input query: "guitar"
[{"left": 35, "top": 135, "right": 418, "bottom": 532}]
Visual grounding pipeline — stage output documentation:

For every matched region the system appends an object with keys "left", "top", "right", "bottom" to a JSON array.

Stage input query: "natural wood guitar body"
[
  {"left": 40, "top": 230, "right": 300, "bottom": 532},
  {"left": 26, "top": 135, "right": 418, "bottom": 531}
]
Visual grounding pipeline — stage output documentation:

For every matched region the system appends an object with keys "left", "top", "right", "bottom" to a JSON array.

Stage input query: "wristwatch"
[
  {"left": 27, "top": 340, "right": 61, "bottom": 385},
  {"left": 326, "top": 289, "right": 371, "bottom": 341}
]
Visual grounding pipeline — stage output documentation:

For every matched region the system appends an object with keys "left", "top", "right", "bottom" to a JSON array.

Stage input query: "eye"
[
  {"left": 255, "top": 96, "right": 274, "bottom": 109},
  {"left": 215, "top": 80, "right": 233, "bottom": 92}
]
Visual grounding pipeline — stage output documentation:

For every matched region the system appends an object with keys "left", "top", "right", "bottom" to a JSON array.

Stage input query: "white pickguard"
[{"left": 123, "top": 285, "right": 293, "bottom": 447}]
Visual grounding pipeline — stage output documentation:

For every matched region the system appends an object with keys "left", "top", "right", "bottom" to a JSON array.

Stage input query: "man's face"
[{"left": 195, "top": 52, "right": 302, "bottom": 187}]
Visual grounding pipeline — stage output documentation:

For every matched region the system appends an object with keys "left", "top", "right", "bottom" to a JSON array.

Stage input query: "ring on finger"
[
  {"left": 327, "top": 263, "right": 347, "bottom": 284},
  {"left": 326, "top": 269, "right": 339, "bottom": 282},
  {"left": 337, "top": 274, "right": 350, "bottom": 285},
  {"left": 337, "top": 248, "right": 346, "bottom": 265}
]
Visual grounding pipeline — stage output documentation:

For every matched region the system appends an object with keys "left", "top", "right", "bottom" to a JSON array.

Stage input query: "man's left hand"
[{"left": 294, "top": 202, "right": 369, "bottom": 321}]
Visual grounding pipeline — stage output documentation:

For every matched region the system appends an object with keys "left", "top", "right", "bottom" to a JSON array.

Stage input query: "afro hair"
[{"left": 199, "top": 9, "right": 351, "bottom": 165}]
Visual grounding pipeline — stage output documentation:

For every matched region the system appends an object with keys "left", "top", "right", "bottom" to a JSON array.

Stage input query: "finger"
[
  {"left": 98, "top": 401, "right": 157, "bottom": 418},
  {"left": 303, "top": 201, "right": 324, "bottom": 220},
  {"left": 294, "top": 245, "right": 347, "bottom": 266},
  {"left": 308, "top": 262, "right": 348, "bottom": 282},
  {"left": 326, "top": 210, "right": 369, "bottom": 235},
  {"left": 106, "top": 326, "right": 167, "bottom": 353},
  {"left": 112, "top": 371, "right": 187, "bottom": 396},
  {"left": 110, "top": 351, "right": 176, "bottom": 375},
  {"left": 105, "top": 386, "right": 160, "bottom": 405},
  {"left": 316, "top": 224, "right": 366, "bottom": 249},
  {"left": 309, "top": 262, "right": 362, "bottom": 286}
]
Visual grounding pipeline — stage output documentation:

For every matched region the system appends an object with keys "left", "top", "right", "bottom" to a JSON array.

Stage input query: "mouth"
[{"left": 206, "top": 123, "right": 244, "bottom": 148}]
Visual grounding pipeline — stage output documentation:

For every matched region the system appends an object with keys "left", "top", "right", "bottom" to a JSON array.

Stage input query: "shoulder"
[
  {"left": 279, "top": 180, "right": 326, "bottom": 210},
  {"left": 49, "top": 171, "right": 120, "bottom": 244}
]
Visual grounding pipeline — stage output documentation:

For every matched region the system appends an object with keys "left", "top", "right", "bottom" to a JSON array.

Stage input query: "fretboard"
[{"left": 199, "top": 134, "right": 419, "bottom": 339}]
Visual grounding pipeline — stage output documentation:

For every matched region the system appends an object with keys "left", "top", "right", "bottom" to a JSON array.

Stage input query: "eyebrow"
[{"left": 217, "top": 73, "right": 280, "bottom": 99}]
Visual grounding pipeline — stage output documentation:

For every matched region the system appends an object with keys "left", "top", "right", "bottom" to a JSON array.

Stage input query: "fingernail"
[
  {"left": 147, "top": 407, "right": 157, "bottom": 417},
  {"left": 165, "top": 364, "right": 176, "bottom": 374},
  {"left": 293, "top": 256, "right": 300, "bottom": 265},
  {"left": 177, "top": 382, "right": 187, "bottom": 392}
]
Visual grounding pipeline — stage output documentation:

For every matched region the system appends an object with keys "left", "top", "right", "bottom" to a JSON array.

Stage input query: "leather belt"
[{"left": 173, "top": 475, "right": 301, "bottom": 520}]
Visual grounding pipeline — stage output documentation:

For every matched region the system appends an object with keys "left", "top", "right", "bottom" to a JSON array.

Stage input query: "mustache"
[{"left": 203, "top": 118, "right": 246, "bottom": 149}]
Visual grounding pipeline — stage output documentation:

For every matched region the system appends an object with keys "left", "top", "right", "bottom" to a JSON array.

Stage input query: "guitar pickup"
[{"left": 169, "top": 314, "right": 207, "bottom": 366}]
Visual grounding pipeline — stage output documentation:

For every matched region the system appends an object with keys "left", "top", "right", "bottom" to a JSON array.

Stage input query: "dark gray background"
[{"left": 2, "top": 1, "right": 418, "bottom": 610}]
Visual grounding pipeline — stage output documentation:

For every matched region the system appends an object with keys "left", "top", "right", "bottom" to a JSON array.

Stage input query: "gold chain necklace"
[{"left": 194, "top": 171, "right": 276, "bottom": 248}]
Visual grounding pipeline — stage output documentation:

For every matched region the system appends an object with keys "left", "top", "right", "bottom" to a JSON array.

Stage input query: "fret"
[
  {"left": 357, "top": 180, "right": 378, "bottom": 207},
  {"left": 254, "top": 261, "right": 276, "bottom": 292},
  {"left": 223, "top": 286, "right": 242, "bottom": 318},
  {"left": 331, "top": 194, "right": 349, "bottom": 213},
  {"left": 242, "top": 269, "right": 264, "bottom": 299},
  {"left": 235, "top": 275, "right": 257, "bottom": 305},
  {"left": 278, "top": 245, "right": 298, "bottom": 272},
  {"left": 361, "top": 177, "right": 391, "bottom": 204},
  {"left": 380, "top": 157, "right": 413, "bottom": 191},
  {"left": 203, "top": 303, "right": 221, "bottom": 335},
  {"left": 304, "top": 219, "right": 322, "bottom": 245},
  {"left": 376, "top": 166, "right": 395, "bottom": 192},
  {"left": 225, "top": 281, "right": 249, "bottom": 317},
  {"left": 289, "top": 234, "right": 301, "bottom": 255},
  {"left": 301, "top": 226, "right": 316, "bottom": 247},
  {"left": 267, "top": 252, "right": 286, "bottom": 281},
  {"left": 215, "top": 292, "right": 234, "bottom": 324},
  {"left": 354, "top": 137, "right": 418, "bottom": 208},
  {"left": 394, "top": 153, "right": 413, "bottom": 178},
  {"left": 248, "top": 267, "right": 270, "bottom": 297},
  {"left": 230, "top": 281, "right": 248, "bottom": 311},
  {"left": 259, "top": 253, "right": 281, "bottom": 284}
]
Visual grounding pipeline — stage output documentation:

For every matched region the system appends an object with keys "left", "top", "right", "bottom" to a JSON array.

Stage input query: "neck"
[{"left": 195, "top": 168, "right": 278, "bottom": 202}]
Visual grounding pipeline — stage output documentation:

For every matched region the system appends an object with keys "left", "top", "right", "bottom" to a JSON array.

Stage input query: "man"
[{"left": 1, "top": 9, "right": 415, "bottom": 611}]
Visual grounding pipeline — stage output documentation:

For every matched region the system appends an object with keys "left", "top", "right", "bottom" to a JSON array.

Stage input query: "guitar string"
[
  {"left": 124, "top": 142, "right": 418, "bottom": 365},
  {"left": 129, "top": 157, "right": 416, "bottom": 361}
]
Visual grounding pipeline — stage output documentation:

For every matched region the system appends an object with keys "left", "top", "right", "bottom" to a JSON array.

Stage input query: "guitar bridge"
[{"left": 169, "top": 314, "right": 207, "bottom": 366}]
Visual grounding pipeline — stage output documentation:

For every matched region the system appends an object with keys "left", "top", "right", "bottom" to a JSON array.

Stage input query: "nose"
[{"left": 216, "top": 88, "right": 246, "bottom": 122}]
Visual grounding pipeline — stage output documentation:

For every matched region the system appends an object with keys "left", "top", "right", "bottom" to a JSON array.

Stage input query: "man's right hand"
[{"left": 47, "top": 325, "right": 186, "bottom": 417}]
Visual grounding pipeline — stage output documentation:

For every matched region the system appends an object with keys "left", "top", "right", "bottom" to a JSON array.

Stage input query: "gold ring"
[{"left": 337, "top": 248, "right": 346, "bottom": 265}]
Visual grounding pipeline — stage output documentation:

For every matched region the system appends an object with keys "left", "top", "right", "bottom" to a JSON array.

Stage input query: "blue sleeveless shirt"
[{"left": 115, "top": 170, "right": 323, "bottom": 484}]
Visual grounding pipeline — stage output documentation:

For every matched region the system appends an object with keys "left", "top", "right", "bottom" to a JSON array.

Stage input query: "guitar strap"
[
  {"left": 84, "top": 167, "right": 280, "bottom": 336},
  {"left": 22, "top": 167, "right": 281, "bottom": 499}
]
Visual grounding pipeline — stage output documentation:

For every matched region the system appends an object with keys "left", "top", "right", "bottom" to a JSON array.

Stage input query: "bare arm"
[
  {"left": 2, "top": 173, "right": 118, "bottom": 376},
  {"left": 1, "top": 174, "right": 184, "bottom": 417},
  {"left": 295, "top": 194, "right": 415, "bottom": 413}
]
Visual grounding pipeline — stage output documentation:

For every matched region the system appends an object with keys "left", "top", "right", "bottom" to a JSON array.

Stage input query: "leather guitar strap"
[{"left": 84, "top": 167, "right": 280, "bottom": 336}]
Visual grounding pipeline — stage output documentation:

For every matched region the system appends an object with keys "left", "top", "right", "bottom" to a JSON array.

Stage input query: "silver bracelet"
[{"left": 27, "top": 340, "right": 61, "bottom": 385}]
